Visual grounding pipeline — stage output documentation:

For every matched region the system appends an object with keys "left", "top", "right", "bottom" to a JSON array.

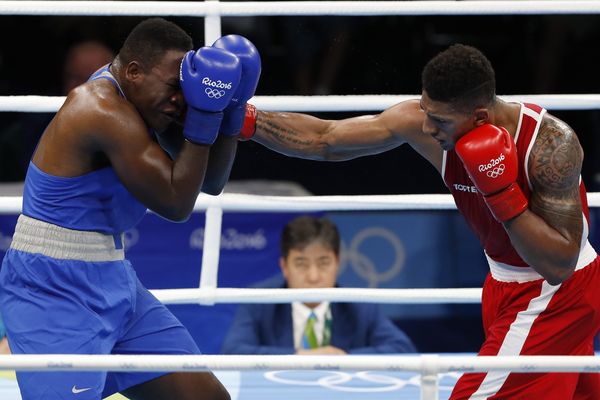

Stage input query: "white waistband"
[
  {"left": 10, "top": 215, "right": 125, "bottom": 262},
  {"left": 486, "top": 240, "right": 597, "bottom": 283}
]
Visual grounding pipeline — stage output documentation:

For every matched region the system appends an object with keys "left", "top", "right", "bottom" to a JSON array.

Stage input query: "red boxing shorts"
[{"left": 451, "top": 253, "right": 600, "bottom": 400}]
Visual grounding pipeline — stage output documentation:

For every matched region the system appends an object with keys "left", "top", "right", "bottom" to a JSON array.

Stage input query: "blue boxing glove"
[
  {"left": 212, "top": 34, "right": 261, "bottom": 136},
  {"left": 180, "top": 46, "right": 242, "bottom": 145}
]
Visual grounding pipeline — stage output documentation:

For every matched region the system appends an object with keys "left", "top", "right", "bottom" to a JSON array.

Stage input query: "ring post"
[
  {"left": 204, "top": 0, "right": 222, "bottom": 45},
  {"left": 420, "top": 354, "right": 440, "bottom": 400},
  {"left": 199, "top": 205, "right": 223, "bottom": 304}
]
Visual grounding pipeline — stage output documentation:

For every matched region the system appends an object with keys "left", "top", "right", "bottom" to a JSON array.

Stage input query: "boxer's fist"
[
  {"left": 212, "top": 34, "right": 261, "bottom": 136},
  {"left": 455, "top": 124, "right": 528, "bottom": 222},
  {"left": 180, "top": 46, "right": 241, "bottom": 144}
]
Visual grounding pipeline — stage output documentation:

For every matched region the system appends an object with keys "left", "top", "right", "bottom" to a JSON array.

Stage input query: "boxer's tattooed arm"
[
  {"left": 252, "top": 111, "right": 331, "bottom": 159},
  {"left": 252, "top": 107, "right": 407, "bottom": 160},
  {"left": 257, "top": 114, "right": 315, "bottom": 148},
  {"left": 528, "top": 116, "right": 583, "bottom": 242}
]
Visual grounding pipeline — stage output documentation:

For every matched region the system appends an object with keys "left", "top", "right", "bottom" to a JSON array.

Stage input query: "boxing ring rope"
[
  {"left": 0, "top": 354, "right": 599, "bottom": 374},
  {"left": 6, "top": 94, "right": 600, "bottom": 113},
  {"left": 152, "top": 287, "right": 483, "bottom": 305},
  {"left": 0, "top": 354, "right": 598, "bottom": 400},
  {"left": 3, "top": 1, "right": 600, "bottom": 16},
  {"left": 1, "top": 2, "right": 600, "bottom": 400}
]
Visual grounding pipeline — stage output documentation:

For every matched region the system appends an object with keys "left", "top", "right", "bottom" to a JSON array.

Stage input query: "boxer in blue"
[{"left": 0, "top": 18, "right": 260, "bottom": 400}]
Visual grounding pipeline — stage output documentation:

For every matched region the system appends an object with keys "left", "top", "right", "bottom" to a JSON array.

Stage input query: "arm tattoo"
[
  {"left": 528, "top": 116, "right": 583, "bottom": 239},
  {"left": 529, "top": 117, "right": 581, "bottom": 193},
  {"left": 256, "top": 113, "right": 315, "bottom": 148}
]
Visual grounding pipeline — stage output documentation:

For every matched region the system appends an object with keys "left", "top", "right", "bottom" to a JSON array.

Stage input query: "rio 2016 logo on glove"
[
  {"left": 201, "top": 77, "right": 233, "bottom": 89},
  {"left": 202, "top": 77, "right": 233, "bottom": 100},
  {"left": 478, "top": 153, "right": 505, "bottom": 173}
]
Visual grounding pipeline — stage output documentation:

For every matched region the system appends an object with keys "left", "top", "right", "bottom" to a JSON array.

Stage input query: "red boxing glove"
[
  {"left": 239, "top": 103, "right": 257, "bottom": 141},
  {"left": 455, "top": 124, "right": 528, "bottom": 222}
]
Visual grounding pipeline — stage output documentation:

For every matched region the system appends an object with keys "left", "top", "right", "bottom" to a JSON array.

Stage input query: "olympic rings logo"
[
  {"left": 264, "top": 370, "right": 460, "bottom": 393},
  {"left": 485, "top": 163, "right": 505, "bottom": 178},
  {"left": 205, "top": 87, "right": 226, "bottom": 99},
  {"left": 340, "top": 227, "right": 406, "bottom": 288}
]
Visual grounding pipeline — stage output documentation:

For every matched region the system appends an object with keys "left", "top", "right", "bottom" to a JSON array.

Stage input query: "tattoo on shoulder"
[
  {"left": 529, "top": 117, "right": 582, "bottom": 192},
  {"left": 257, "top": 113, "right": 314, "bottom": 147}
]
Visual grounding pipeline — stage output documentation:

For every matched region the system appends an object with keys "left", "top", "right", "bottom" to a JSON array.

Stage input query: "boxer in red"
[{"left": 243, "top": 44, "right": 600, "bottom": 399}]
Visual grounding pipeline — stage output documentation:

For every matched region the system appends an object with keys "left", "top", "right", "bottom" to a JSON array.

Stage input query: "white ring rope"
[
  {"left": 150, "top": 287, "right": 483, "bottom": 305},
  {"left": 200, "top": 192, "right": 600, "bottom": 212},
  {"left": 2, "top": 1, "right": 600, "bottom": 16},
  {"left": 0, "top": 354, "right": 597, "bottom": 373},
  {"left": 4, "top": 193, "right": 600, "bottom": 215},
  {"left": 0, "top": 193, "right": 458, "bottom": 215},
  {"left": 5, "top": 94, "right": 600, "bottom": 113}
]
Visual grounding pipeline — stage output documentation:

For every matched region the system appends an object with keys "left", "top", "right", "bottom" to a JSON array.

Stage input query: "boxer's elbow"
[
  {"left": 170, "top": 211, "right": 193, "bottom": 223},
  {"left": 545, "top": 269, "right": 574, "bottom": 286},
  {"left": 549, "top": 246, "right": 581, "bottom": 284},
  {"left": 541, "top": 260, "right": 577, "bottom": 286},
  {"left": 158, "top": 209, "right": 193, "bottom": 223},
  {"left": 524, "top": 238, "right": 580, "bottom": 285},
  {"left": 202, "top": 185, "right": 224, "bottom": 196},
  {"left": 201, "top": 177, "right": 226, "bottom": 196},
  {"left": 152, "top": 199, "right": 195, "bottom": 223}
]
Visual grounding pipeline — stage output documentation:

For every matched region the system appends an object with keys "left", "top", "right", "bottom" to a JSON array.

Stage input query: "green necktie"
[
  {"left": 302, "top": 312, "right": 319, "bottom": 349},
  {"left": 322, "top": 310, "right": 332, "bottom": 346}
]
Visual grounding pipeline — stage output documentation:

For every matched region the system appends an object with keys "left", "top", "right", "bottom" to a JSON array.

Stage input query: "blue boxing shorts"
[{"left": 0, "top": 215, "right": 201, "bottom": 400}]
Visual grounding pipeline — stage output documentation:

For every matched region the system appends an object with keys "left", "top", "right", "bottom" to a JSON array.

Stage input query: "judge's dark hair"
[{"left": 280, "top": 216, "right": 340, "bottom": 258}]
